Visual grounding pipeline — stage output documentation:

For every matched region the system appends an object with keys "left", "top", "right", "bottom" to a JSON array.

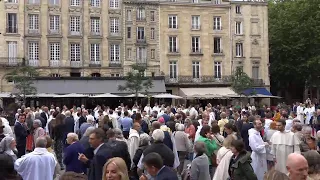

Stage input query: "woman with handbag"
[{"left": 196, "top": 125, "right": 218, "bottom": 179}]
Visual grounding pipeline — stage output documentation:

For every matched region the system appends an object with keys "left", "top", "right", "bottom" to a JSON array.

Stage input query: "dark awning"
[
  {"left": 32, "top": 79, "right": 166, "bottom": 94},
  {"left": 242, "top": 88, "right": 272, "bottom": 96}
]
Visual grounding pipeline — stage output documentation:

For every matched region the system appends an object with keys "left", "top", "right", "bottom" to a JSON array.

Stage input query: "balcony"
[
  {"left": 89, "top": 61, "right": 101, "bottom": 67},
  {"left": 27, "top": 29, "right": 40, "bottom": 35},
  {"left": 252, "top": 78, "right": 264, "bottom": 86},
  {"left": 6, "top": 27, "right": 18, "bottom": 34},
  {"left": 136, "top": 38, "right": 147, "bottom": 45},
  {"left": 49, "top": 60, "right": 60, "bottom": 67},
  {"left": 136, "top": 17, "right": 146, "bottom": 21},
  {"left": 167, "top": 48, "right": 180, "bottom": 56},
  {"left": 109, "top": 61, "right": 121, "bottom": 67},
  {"left": 28, "top": 60, "right": 39, "bottom": 67},
  {"left": 190, "top": 49, "right": 203, "bottom": 56},
  {"left": 191, "top": 25, "right": 201, "bottom": 30},
  {"left": 165, "top": 76, "right": 232, "bottom": 85},
  {"left": 0, "top": 58, "right": 24, "bottom": 67},
  {"left": 136, "top": 58, "right": 147, "bottom": 67},
  {"left": 70, "top": 61, "right": 82, "bottom": 68}
]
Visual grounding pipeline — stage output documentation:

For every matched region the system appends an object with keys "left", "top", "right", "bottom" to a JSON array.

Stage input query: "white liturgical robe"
[
  {"left": 127, "top": 128, "right": 140, "bottom": 165},
  {"left": 249, "top": 128, "right": 267, "bottom": 180},
  {"left": 270, "top": 130, "right": 300, "bottom": 174},
  {"left": 14, "top": 148, "right": 57, "bottom": 180}
]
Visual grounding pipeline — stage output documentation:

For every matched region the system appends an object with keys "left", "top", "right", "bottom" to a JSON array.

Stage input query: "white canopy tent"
[
  {"left": 92, "top": 93, "right": 120, "bottom": 98},
  {"left": 124, "top": 93, "right": 147, "bottom": 98},
  {"left": 0, "top": 93, "right": 12, "bottom": 98},
  {"left": 152, "top": 93, "right": 183, "bottom": 99},
  {"left": 26, "top": 93, "right": 58, "bottom": 98},
  {"left": 54, "top": 93, "right": 88, "bottom": 98}
]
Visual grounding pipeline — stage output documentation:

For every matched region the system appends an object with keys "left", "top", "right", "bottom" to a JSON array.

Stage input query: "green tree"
[
  {"left": 118, "top": 64, "right": 153, "bottom": 103},
  {"left": 230, "top": 67, "right": 253, "bottom": 96},
  {"left": 269, "top": 0, "right": 320, "bottom": 100},
  {"left": 5, "top": 66, "right": 39, "bottom": 104}
]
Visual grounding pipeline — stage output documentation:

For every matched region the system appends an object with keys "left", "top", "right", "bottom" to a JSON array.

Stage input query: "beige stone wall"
[{"left": 159, "top": 1, "right": 270, "bottom": 86}]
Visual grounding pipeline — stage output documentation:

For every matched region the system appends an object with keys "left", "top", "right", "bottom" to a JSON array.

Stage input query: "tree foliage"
[
  {"left": 118, "top": 64, "right": 153, "bottom": 102},
  {"left": 231, "top": 67, "right": 253, "bottom": 96},
  {"left": 5, "top": 66, "right": 39, "bottom": 104},
  {"left": 269, "top": 0, "right": 320, "bottom": 97}
]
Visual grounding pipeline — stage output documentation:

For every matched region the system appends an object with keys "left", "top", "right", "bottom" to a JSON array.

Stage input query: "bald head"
[
  {"left": 286, "top": 153, "right": 309, "bottom": 180},
  {"left": 133, "top": 122, "right": 141, "bottom": 131}
]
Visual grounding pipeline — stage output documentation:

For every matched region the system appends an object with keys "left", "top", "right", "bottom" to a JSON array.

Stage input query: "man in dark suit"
[
  {"left": 78, "top": 110, "right": 88, "bottom": 129},
  {"left": 78, "top": 128, "right": 111, "bottom": 180},
  {"left": 140, "top": 152, "right": 178, "bottom": 180},
  {"left": 40, "top": 106, "right": 49, "bottom": 126},
  {"left": 14, "top": 113, "right": 28, "bottom": 158},
  {"left": 64, "top": 111, "right": 75, "bottom": 134},
  {"left": 105, "top": 129, "right": 131, "bottom": 169}
]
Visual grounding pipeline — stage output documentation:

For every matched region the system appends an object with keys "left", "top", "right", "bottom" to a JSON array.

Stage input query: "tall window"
[
  {"left": 70, "top": 16, "right": 80, "bottom": 35},
  {"left": 169, "top": 36, "right": 178, "bottom": 53},
  {"left": 70, "top": 0, "right": 80, "bottom": 6},
  {"left": 150, "top": 28, "right": 155, "bottom": 40},
  {"left": 127, "top": 27, "right": 131, "bottom": 38},
  {"left": 70, "top": 43, "right": 81, "bottom": 61},
  {"left": 49, "top": 0, "right": 59, "bottom": 5},
  {"left": 136, "top": 47, "right": 146, "bottom": 63},
  {"left": 6, "top": 13, "right": 17, "bottom": 33},
  {"left": 127, "top": 48, "right": 132, "bottom": 59},
  {"left": 191, "top": 15, "right": 200, "bottom": 30},
  {"left": 110, "top": 17, "right": 119, "bottom": 35},
  {"left": 7, "top": 41, "right": 17, "bottom": 64},
  {"left": 214, "top": 0, "right": 221, "bottom": 4},
  {"left": 213, "top": 17, "right": 221, "bottom": 30},
  {"left": 236, "top": 5, "right": 241, "bottom": 14},
  {"left": 29, "top": 14, "right": 39, "bottom": 31},
  {"left": 192, "top": 0, "right": 199, "bottom": 3},
  {"left": 236, "top": 43, "right": 243, "bottom": 57},
  {"left": 49, "top": 43, "right": 60, "bottom": 61},
  {"left": 214, "top": 37, "right": 222, "bottom": 53},
  {"left": 191, "top": 36, "right": 200, "bottom": 53},
  {"left": 235, "top": 22, "right": 243, "bottom": 35},
  {"left": 168, "top": 15, "right": 178, "bottom": 29},
  {"left": 90, "top": 44, "right": 100, "bottom": 62},
  {"left": 126, "top": 10, "right": 132, "bottom": 21},
  {"left": 151, "top": 49, "right": 155, "bottom": 59},
  {"left": 150, "top": 11, "right": 155, "bottom": 22},
  {"left": 137, "top": 27, "right": 145, "bottom": 40},
  {"left": 28, "top": 42, "right": 39, "bottom": 61},
  {"left": 169, "top": 61, "right": 177, "bottom": 79},
  {"left": 109, "top": 0, "right": 119, "bottom": 9},
  {"left": 110, "top": 44, "right": 120, "bottom": 62},
  {"left": 7, "top": 0, "right": 18, "bottom": 3},
  {"left": 28, "top": 0, "right": 40, "bottom": 4},
  {"left": 91, "top": 0, "right": 100, "bottom": 7},
  {"left": 90, "top": 17, "right": 100, "bottom": 34},
  {"left": 49, "top": 15, "right": 60, "bottom": 33},
  {"left": 192, "top": 62, "right": 200, "bottom": 78},
  {"left": 214, "top": 62, "right": 222, "bottom": 78},
  {"left": 137, "top": 8, "right": 145, "bottom": 20},
  {"left": 252, "top": 66, "right": 259, "bottom": 79}
]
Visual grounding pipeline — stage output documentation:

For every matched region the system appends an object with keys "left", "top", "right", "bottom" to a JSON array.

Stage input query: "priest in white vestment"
[
  {"left": 127, "top": 122, "right": 141, "bottom": 165},
  {"left": 249, "top": 120, "right": 268, "bottom": 180},
  {"left": 14, "top": 137, "right": 57, "bottom": 180},
  {"left": 296, "top": 103, "right": 305, "bottom": 123},
  {"left": 270, "top": 120, "right": 300, "bottom": 174}
]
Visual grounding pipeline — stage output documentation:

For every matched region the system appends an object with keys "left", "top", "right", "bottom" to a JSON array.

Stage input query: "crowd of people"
[{"left": 0, "top": 101, "right": 319, "bottom": 180}]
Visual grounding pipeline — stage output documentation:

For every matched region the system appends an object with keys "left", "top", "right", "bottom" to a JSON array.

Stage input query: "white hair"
[
  {"left": 65, "top": 111, "right": 71, "bottom": 117},
  {"left": 33, "top": 119, "right": 42, "bottom": 127},
  {"left": 152, "top": 129, "right": 164, "bottom": 142},
  {"left": 176, "top": 124, "right": 185, "bottom": 131},
  {"left": 67, "top": 133, "right": 79, "bottom": 141},
  {"left": 87, "top": 116, "right": 94, "bottom": 123},
  {"left": 302, "top": 125, "right": 312, "bottom": 134}
]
